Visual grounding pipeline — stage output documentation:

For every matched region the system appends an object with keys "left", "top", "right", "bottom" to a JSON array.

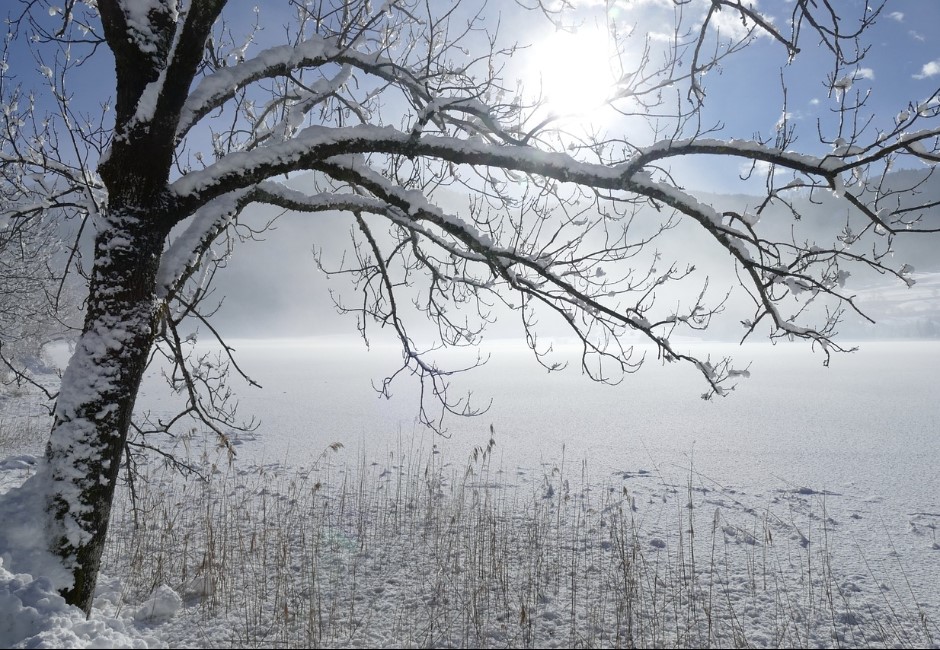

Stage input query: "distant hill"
[
  {"left": 837, "top": 271, "right": 940, "bottom": 340},
  {"left": 692, "top": 167, "right": 940, "bottom": 273}
]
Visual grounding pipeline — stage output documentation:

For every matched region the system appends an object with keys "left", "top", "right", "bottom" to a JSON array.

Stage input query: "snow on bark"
[
  {"left": 37, "top": 210, "right": 167, "bottom": 611},
  {"left": 171, "top": 122, "right": 849, "bottom": 209},
  {"left": 170, "top": 125, "right": 625, "bottom": 200},
  {"left": 156, "top": 188, "right": 251, "bottom": 298},
  {"left": 119, "top": 1, "right": 192, "bottom": 134},
  {"left": 178, "top": 37, "right": 333, "bottom": 138},
  {"left": 121, "top": 0, "right": 180, "bottom": 55},
  {"left": 46, "top": 302, "right": 155, "bottom": 548}
]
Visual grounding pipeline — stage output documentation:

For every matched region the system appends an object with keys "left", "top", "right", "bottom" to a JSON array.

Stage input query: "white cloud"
[
  {"left": 707, "top": 1, "right": 772, "bottom": 42},
  {"left": 856, "top": 67, "right": 875, "bottom": 80},
  {"left": 888, "top": 11, "right": 904, "bottom": 22},
  {"left": 571, "top": 0, "right": 671, "bottom": 6},
  {"left": 809, "top": 98, "right": 820, "bottom": 106},
  {"left": 909, "top": 30, "right": 926, "bottom": 42},
  {"left": 647, "top": 31, "right": 675, "bottom": 43},
  {"left": 740, "top": 159, "right": 773, "bottom": 177},
  {"left": 914, "top": 60, "right": 940, "bottom": 80}
]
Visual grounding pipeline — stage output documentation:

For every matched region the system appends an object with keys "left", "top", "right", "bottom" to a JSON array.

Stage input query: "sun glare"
[{"left": 527, "top": 27, "right": 618, "bottom": 121}]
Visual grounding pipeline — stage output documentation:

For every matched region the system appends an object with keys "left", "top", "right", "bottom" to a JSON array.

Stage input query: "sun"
[{"left": 526, "top": 27, "right": 619, "bottom": 121}]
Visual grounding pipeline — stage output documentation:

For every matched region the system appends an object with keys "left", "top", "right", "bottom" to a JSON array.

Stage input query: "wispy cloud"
[
  {"left": 914, "top": 60, "right": 940, "bottom": 80},
  {"left": 647, "top": 31, "right": 675, "bottom": 43},
  {"left": 888, "top": 11, "right": 904, "bottom": 22},
  {"left": 856, "top": 68, "right": 875, "bottom": 80},
  {"left": 909, "top": 30, "right": 926, "bottom": 42},
  {"left": 706, "top": 0, "right": 773, "bottom": 42}
]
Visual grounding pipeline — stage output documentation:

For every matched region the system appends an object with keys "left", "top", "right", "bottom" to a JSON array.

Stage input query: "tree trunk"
[{"left": 44, "top": 211, "right": 166, "bottom": 613}]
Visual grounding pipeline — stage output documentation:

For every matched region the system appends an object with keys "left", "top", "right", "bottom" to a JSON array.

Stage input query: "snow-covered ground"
[{"left": 1, "top": 339, "right": 939, "bottom": 648}]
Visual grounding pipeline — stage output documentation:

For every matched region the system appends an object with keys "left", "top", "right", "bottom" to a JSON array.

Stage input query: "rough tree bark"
[
  {"left": 41, "top": 0, "right": 226, "bottom": 613},
  {"left": 46, "top": 212, "right": 168, "bottom": 610}
]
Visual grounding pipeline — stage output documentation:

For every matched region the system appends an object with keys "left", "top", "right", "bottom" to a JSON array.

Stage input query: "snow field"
[
  {"left": 1, "top": 374, "right": 938, "bottom": 648},
  {"left": 93, "top": 431, "right": 938, "bottom": 648}
]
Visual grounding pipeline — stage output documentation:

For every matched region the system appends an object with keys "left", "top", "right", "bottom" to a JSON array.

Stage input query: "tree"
[{"left": 0, "top": 0, "right": 937, "bottom": 614}]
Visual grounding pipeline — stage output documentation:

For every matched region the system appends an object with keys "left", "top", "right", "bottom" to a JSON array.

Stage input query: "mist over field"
[{"left": 206, "top": 168, "right": 940, "bottom": 341}]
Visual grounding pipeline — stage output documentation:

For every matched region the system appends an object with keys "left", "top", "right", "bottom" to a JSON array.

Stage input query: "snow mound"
[
  {"left": 0, "top": 559, "right": 161, "bottom": 648},
  {"left": 0, "top": 459, "right": 161, "bottom": 649},
  {"left": 0, "top": 472, "right": 74, "bottom": 592},
  {"left": 133, "top": 585, "right": 182, "bottom": 623}
]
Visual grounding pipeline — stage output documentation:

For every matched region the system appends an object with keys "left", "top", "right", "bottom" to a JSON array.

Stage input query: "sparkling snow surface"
[
  {"left": 1, "top": 340, "right": 938, "bottom": 647},
  {"left": 186, "top": 339, "right": 940, "bottom": 517}
]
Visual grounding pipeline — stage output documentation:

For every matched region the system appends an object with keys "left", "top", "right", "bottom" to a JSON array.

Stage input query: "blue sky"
[
  {"left": 698, "top": 1, "right": 940, "bottom": 138},
  {"left": 2, "top": 1, "right": 937, "bottom": 338},
  {"left": 504, "top": 0, "right": 940, "bottom": 192},
  {"left": 5, "top": 1, "right": 936, "bottom": 178}
]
